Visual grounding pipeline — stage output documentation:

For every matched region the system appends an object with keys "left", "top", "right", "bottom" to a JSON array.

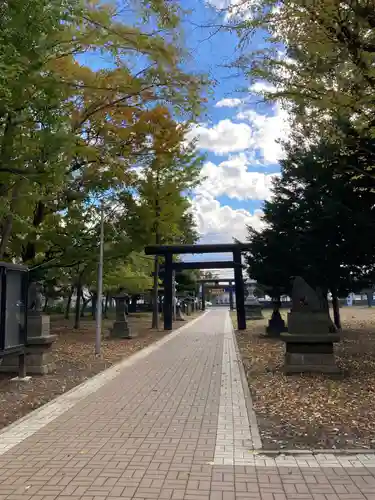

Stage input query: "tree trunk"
[
  {"left": 129, "top": 295, "right": 137, "bottom": 313},
  {"left": 74, "top": 279, "right": 82, "bottom": 329},
  {"left": 104, "top": 292, "right": 110, "bottom": 318},
  {"left": 80, "top": 292, "right": 90, "bottom": 318},
  {"left": 0, "top": 183, "right": 21, "bottom": 259},
  {"left": 332, "top": 294, "right": 341, "bottom": 330},
  {"left": 91, "top": 292, "right": 97, "bottom": 319},
  {"left": 43, "top": 296, "right": 49, "bottom": 312},
  {"left": 65, "top": 287, "right": 74, "bottom": 319}
]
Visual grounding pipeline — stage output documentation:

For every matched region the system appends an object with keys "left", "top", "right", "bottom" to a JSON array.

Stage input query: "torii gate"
[
  {"left": 144, "top": 243, "right": 250, "bottom": 331},
  {"left": 197, "top": 279, "right": 235, "bottom": 311}
]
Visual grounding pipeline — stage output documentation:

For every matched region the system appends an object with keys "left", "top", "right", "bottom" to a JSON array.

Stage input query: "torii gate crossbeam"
[{"left": 144, "top": 243, "right": 250, "bottom": 331}]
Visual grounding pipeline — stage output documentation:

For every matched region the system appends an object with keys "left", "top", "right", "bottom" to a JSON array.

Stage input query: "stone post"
[
  {"left": 0, "top": 283, "right": 57, "bottom": 375},
  {"left": 26, "top": 311, "right": 57, "bottom": 374}
]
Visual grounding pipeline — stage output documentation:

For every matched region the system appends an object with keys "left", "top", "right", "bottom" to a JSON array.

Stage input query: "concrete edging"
[{"left": 229, "top": 313, "right": 262, "bottom": 450}]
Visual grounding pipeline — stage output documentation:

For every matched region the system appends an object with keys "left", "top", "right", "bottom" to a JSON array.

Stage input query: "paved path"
[{"left": 1, "top": 309, "right": 375, "bottom": 500}]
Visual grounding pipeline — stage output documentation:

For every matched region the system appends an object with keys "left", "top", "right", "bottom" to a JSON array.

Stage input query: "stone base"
[
  {"left": 245, "top": 304, "right": 263, "bottom": 320},
  {"left": 110, "top": 321, "right": 134, "bottom": 339},
  {"left": 265, "top": 315, "right": 287, "bottom": 337},
  {"left": 265, "top": 325, "right": 287, "bottom": 337},
  {"left": 0, "top": 335, "right": 57, "bottom": 375},
  {"left": 28, "top": 313, "right": 50, "bottom": 337},
  {"left": 281, "top": 333, "right": 340, "bottom": 374}
]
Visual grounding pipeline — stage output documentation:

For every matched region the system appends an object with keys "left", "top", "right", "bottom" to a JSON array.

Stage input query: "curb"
[
  {"left": 255, "top": 448, "right": 375, "bottom": 456},
  {"left": 229, "top": 313, "right": 263, "bottom": 450}
]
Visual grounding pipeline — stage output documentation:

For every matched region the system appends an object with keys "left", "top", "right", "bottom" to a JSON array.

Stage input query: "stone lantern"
[
  {"left": 244, "top": 283, "right": 263, "bottom": 320},
  {"left": 110, "top": 293, "right": 133, "bottom": 339}
]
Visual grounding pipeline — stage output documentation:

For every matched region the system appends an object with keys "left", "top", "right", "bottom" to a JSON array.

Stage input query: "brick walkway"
[{"left": 1, "top": 309, "right": 375, "bottom": 500}]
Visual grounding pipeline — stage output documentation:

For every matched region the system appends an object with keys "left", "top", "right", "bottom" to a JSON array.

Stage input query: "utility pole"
[
  {"left": 152, "top": 172, "right": 161, "bottom": 329},
  {"left": 172, "top": 270, "right": 176, "bottom": 321},
  {"left": 95, "top": 201, "right": 104, "bottom": 356}
]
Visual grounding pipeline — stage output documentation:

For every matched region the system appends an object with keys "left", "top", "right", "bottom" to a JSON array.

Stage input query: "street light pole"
[
  {"left": 95, "top": 201, "right": 104, "bottom": 356},
  {"left": 172, "top": 270, "right": 176, "bottom": 321}
]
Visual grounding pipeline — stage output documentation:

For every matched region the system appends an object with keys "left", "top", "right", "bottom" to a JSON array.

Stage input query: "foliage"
[
  {"left": 0, "top": 0, "right": 206, "bottom": 314},
  {"left": 118, "top": 108, "right": 203, "bottom": 248},
  {"left": 235, "top": 0, "right": 375, "bottom": 173},
  {"left": 103, "top": 253, "right": 153, "bottom": 295},
  {"left": 246, "top": 137, "right": 375, "bottom": 298}
]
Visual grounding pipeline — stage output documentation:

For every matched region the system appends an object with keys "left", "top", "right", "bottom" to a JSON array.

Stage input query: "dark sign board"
[{"left": 0, "top": 262, "right": 28, "bottom": 356}]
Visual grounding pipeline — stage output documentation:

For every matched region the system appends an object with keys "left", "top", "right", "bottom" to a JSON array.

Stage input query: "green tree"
[
  {"left": 0, "top": 0, "right": 207, "bottom": 264},
  {"left": 246, "top": 137, "right": 375, "bottom": 327},
  {"left": 232, "top": 0, "right": 375, "bottom": 166},
  {"left": 119, "top": 108, "right": 204, "bottom": 327}
]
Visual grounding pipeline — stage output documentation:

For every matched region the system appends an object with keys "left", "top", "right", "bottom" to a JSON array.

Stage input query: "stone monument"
[
  {"left": 280, "top": 277, "right": 340, "bottom": 374},
  {"left": 27, "top": 282, "right": 57, "bottom": 374},
  {"left": 265, "top": 300, "right": 287, "bottom": 337},
  {"left": 244, "top": 283, "right": 263, "bottom": 320},
  {"left": 110, "top": 294, "right": 133, "bottom": 339}
]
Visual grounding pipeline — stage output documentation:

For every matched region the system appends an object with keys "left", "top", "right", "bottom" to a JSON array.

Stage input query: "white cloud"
[
  {"left": 236, "top": 104, "right": 290, "bottom": 164},
  {"left": 197, "top": 155, "right": 278, "bottom": 200},
  {"left": 215, "top": 98, "right": 242, "bottom": 108},
  {"left": 187, "top": 120, "right": 253, "bottom": 155},
  {"left": 249, "top": 82, "right": 277, "bottom": 94},
  {"left": 187, "top": 104, "right": 290, "bottom": 163},
  {"left": 192, "top": 192, "right": 264, "bottom": 245},
  {"left": 206, "top": 0, "right": 253, "bottom": 20}
]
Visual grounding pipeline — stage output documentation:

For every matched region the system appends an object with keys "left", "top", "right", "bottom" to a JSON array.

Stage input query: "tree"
[
  {"left": 0, "top": 0, "right": 207, "bottom": 265},
  {"left": 118, "top": 108, "right": 204, "bottom": 327},
  {"left": 229, "top": 0, "right": 374, "bottom": 144},
  {"left": 246, "top": 136, "right": 375, "bottom": 327}
]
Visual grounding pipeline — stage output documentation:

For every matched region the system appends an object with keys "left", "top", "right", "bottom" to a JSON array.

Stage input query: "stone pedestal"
[
  {"left": 0, "top": 313, "right": 56, "bottom": 375},
  {"left": 281, "top": 312, "right": 340, "bottom": 374},
  {"left": 281, "top": 333, "right": 340, "bottom": 374},
  {"left": 266, "top": 311, "right": 287, "bottom": 337},
  {"left": 26, "top": 313, "right": 56, "bottom": 374},
  {"left": 110, "top": 295, "right": 134, "bottom": 339},
  {"left": 245, "top": 303, "right": 263, "bottom": 320},
  {"left": 281, "top": 277, "right": 341, "bottom": 374},
  {"left": 28, "top": 313, "right": 50, "bottom": 337},
  {"left": 111, "top": 319, "right": 132, "bottom": 338},
  {"left": 26, "top": 336, "right": 57, "bottom": 374}
]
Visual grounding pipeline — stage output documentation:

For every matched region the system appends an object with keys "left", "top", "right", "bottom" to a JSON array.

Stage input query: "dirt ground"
[
  {"left": 235, "top": 307, "right": 375, "bottom": 450},
  {"left": 0, "top": 311, "right": 200, "bottom": 431}
]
